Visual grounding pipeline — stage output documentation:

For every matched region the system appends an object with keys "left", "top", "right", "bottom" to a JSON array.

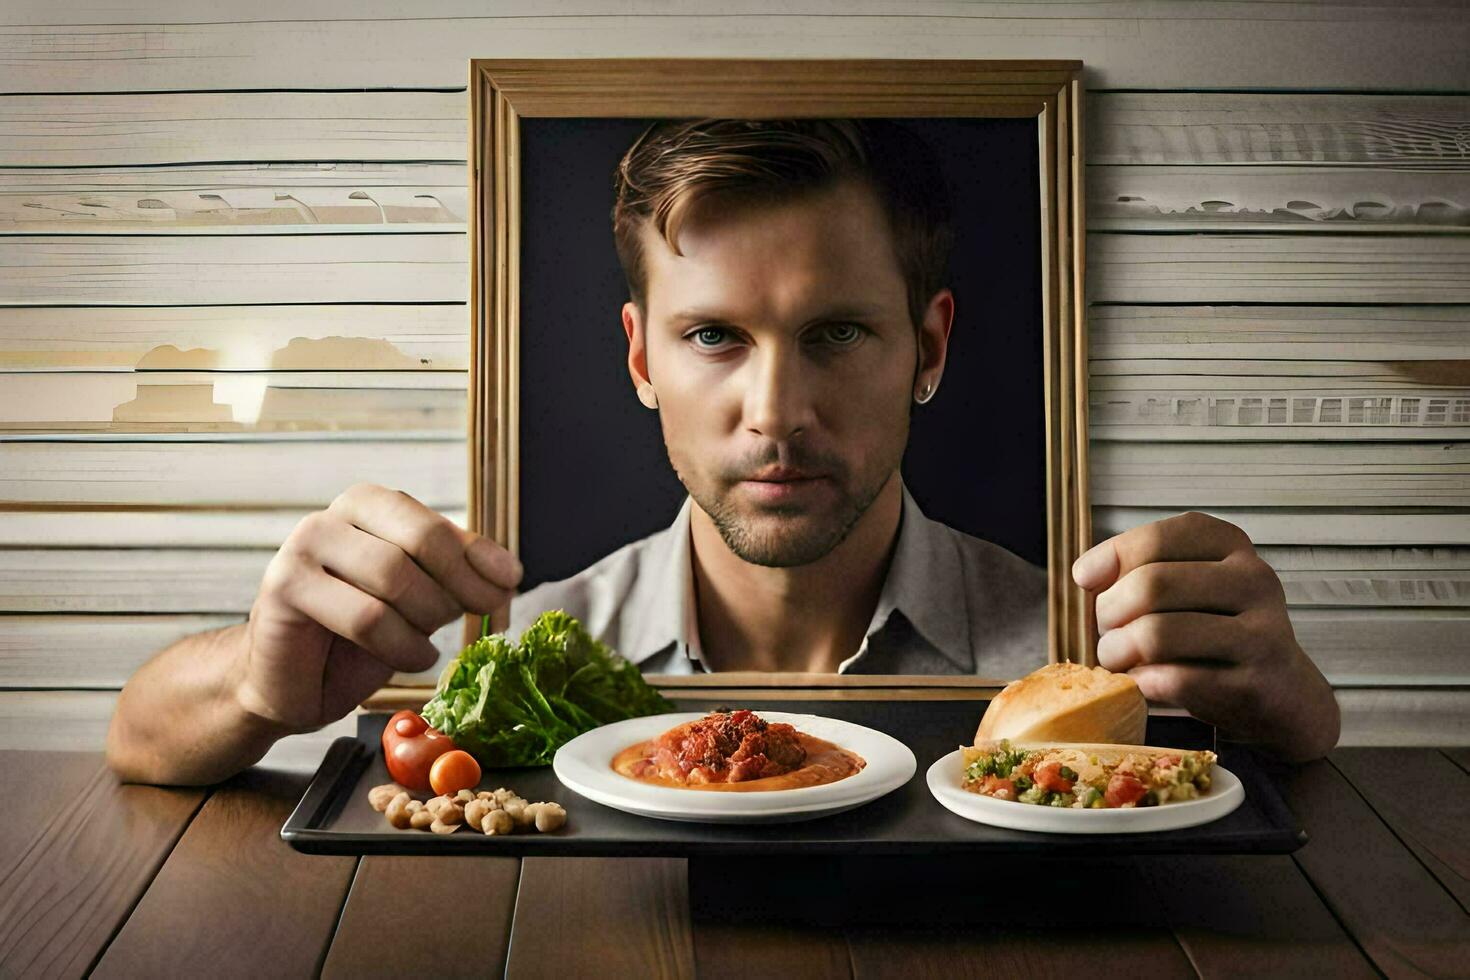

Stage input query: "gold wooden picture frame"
[{"left": 467, "top": 57, "right": 1093, "bottom": 687}]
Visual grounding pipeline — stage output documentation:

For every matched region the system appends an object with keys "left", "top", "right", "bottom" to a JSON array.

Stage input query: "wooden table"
[{"left": 2, "top": 747, "right": 1467, "bottom": 979}]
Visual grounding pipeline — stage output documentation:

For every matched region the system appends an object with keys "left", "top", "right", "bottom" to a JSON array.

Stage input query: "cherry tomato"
[
  {"left": 429, "top": 749, "right": 482, "bottom": 797},
  {"left": 381, "top": 709, "right": 457, "bottom": 792},
  {"left": 1105, "top": 771, "right": 1148, "bottom": 807},
  {"left": 1034, "top": 761, "right": 1074, "bottom": 794}
]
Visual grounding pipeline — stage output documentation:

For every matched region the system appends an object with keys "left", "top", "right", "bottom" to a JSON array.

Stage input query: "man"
[{"left": 106, "top": 120, "right": 1339, "bottom": 786}]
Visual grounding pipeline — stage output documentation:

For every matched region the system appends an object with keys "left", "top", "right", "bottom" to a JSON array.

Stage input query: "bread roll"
[{"left": 975, "top": 662, "right": 1147, "bottom": 746}]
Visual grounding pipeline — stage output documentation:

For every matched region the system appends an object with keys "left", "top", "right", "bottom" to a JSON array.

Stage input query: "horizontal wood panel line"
[
  {"left": 0, "top": 235, "right": 468, "bottom": 305},
  {"left": 1093, "top": 508, "right": 1470, "bottom": 546},
  {"left": 0, "top": 613, "right": 461, "bottom": 687},
  {"left": 1091, "top": 93, "right": 1470, "bottom": 165},
  {"left": 1087, "top": 167, "right": 1470, "bottom": 234},
  {"left": 0, "top": 440, "right": 466, "bottom": 507},
  {"left": 0, "top": 371, "right": 467, "bottom": 438},
  {"left": 3, "top": 13, "right": 1467, "bottom": 91},
  {"left": 0, "top": 92, "right": 466, "bottom": 167},
  {"left": 0, "top": 160, "right": 466, "bottom": 171},
  {"left": 0, "top": 167, "right": 469, "bottom": 235},
  {"left": 0, "top": 510, "right": 458, "bottom": 547},
  {"left": 1088, "top": 233, "right": 1470, "bottom": 304}
]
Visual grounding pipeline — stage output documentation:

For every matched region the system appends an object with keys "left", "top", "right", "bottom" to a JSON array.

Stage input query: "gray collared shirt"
[{"left": 507, "top": 482, "right": 1048, "bottom": 678}]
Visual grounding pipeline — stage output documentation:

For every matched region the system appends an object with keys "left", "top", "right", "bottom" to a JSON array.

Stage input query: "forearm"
[{"left": 106, "top": 623, "right": 298, "bottom": 786}]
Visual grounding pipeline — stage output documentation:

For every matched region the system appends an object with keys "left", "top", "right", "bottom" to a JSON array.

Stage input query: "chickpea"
[
  {"left": 410, "top": 808, "right": 436, "bottom": 830},
  {"left": 455, "top": 789, "right": 477, "bottom": 804},
  {"left": 492, "top": 787, "right": 516, "bottom": 805},
  {"left": 503, "top": 797, "right": 531, "bottom": 828},
  {"left": 464, "top": 799, "right": 492, "bottom": 832},
  {"left": 384, "top": 792, "right": 414, "bottom": 829},
  {"left": 526, "top": 802, "right": 567, "bottom": 833},
  {"left": 476, "top": 791, "right": 495, "bottom": 802},
  {"left": 482, "top": 809, "right": 514, "bottom": 836},
  {"left": 429, "top": 818, "right": 459, "bottom": 835},
  {"left": 425, "top": 795, "right": 453, "bottom": 816},
  {"left": 369, "top": 783, "right": 408, "bottom": 812},
  {"left": 436, "top": 802, "right": 465, "bottom": 827}
]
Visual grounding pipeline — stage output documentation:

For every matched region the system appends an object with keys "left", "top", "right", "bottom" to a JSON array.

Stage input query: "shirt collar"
[
  {"left": 620, "top": 479, "right": 973, "bottom": 672},
  {"left": 860, "top": 480, "right": 974, "bottom": 672},
  {"left": 621, "top": 495, "right": 705, "bottom": 669}
]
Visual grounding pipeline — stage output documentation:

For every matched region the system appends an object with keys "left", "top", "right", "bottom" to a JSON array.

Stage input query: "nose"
[{"left": 742, "top": 342, "right": 816, "bottom": 441}]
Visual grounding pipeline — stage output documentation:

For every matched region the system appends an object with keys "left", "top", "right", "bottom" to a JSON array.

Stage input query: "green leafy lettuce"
[{"left": 419, "top": 609, "right": 673, "bottom": 768}]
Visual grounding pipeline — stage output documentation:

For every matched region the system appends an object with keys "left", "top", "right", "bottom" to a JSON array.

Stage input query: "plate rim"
[
  {"left": 924, "top": 747, "right": 1245, "bottom": 834},
  {"left": 552, "top": 710, "right": 917, "bottom": 819}
]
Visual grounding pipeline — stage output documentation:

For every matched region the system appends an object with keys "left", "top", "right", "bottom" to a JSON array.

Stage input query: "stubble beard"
[{"left": 672, "top": 438, "right": 905, "bottom": 569}]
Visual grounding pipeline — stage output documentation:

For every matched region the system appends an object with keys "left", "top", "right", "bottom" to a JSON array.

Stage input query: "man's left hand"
[{"left": 1072, "top": 511, "right": 1340, "bottom": 763}]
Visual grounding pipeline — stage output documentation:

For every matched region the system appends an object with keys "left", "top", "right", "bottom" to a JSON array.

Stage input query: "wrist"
[{"left": 226, "top": 620, "right": 308, "bottom": 740}]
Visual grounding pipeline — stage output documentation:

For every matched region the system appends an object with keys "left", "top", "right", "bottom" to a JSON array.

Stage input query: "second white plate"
[
  {"left": 926, "top": 748, "right": 1244, "bottom": 834},
  {"left": 552, "top": 711, "right": 916, "bottom": 824}
]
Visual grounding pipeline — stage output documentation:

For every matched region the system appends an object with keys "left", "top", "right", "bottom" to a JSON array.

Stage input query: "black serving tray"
[{"left": 281, "top": 697, "right": 1306, "bottom": 856}]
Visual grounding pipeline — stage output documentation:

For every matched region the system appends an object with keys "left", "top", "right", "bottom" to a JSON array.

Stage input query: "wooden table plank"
[
  {"left": 506, "top": 857, "right": 694, "bottom": 979},
  {"left": 1332, "top": 748, "right": 1470, "bottom": 914},
  {"left": 0, "top": 751, "right": 115, "bottom": 870},
  {"left": 91, "top": 768, "right": 357, "bottom": 978},
  {"left": 841, "top": 856, "right": 1194, "bottom": 978},
  {"left": 0, "top": 753, "right": 205, "bottom": 979},
  {"left": 1274, "top": 757, "right": 1470, "bottom": 977},
  {"left": 689, "top": 857, "right": 851, "bottom": 979},
  {"left": 321, "top": 855, "right": 520, "bottom": 977},
  {"left": 1443, "top": 747, "right": 1470, "bottom": 776},
  {"left": 1138, "top": 854, "right": 1376, "bottom": 979}
]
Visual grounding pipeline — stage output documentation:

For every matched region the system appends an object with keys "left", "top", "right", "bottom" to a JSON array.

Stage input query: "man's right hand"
[{"left": 234, "top": 483, "right": 523, "bottom": 731}]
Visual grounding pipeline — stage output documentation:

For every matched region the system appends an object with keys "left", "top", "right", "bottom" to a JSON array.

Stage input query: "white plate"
[
  {"left": 925, "top": 749, "right": 1244, "bottom": 834},
  {"left": 552, "top": 711, "right": 916, "bottom": 824}
]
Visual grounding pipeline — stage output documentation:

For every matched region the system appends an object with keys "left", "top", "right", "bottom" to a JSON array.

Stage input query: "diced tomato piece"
[
  {"left": 980, "top": 774, "right": 1017, "bottom": 801},
  {"left": 1156, "top": 754, "right": 1181, "bottom": 769},
  {"left": 1105, "top": 771, "right": 1148, "bottom": 807},
  {"left": 1034, "top": 760, "right": 1074, "bottom": 794}
]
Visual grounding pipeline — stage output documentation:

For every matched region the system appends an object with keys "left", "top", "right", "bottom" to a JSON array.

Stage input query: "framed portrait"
[{"left": 468, "top": 58, "right": 1091, "bottom": 684}]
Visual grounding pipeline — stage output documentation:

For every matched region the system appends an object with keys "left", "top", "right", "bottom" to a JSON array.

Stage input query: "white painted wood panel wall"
[{"left": 2, "top": 1, "right": 1467, "bottom": 761}]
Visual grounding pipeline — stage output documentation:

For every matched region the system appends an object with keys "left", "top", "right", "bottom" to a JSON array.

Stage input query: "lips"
[{"left": 745, "top": 466, "right": 824, "bottom": 483}]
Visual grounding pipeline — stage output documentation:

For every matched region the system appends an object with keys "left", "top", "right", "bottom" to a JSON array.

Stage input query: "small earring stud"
[
  {"left": 915, "top": 382, "right": 935, "bottom": 404},
  {"left": 636, "top": 383, "right": 659, "bottom": 410}
]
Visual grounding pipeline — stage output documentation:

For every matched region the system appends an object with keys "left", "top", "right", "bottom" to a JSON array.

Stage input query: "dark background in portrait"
[{"left": 516, "top": 116, "right": 1043, "bottom": 589}]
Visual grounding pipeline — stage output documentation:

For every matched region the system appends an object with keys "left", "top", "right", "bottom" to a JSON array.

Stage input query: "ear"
[
  {"left": 916, "top": 287, "right": 954, "bottom": 389},
  {"left": 623, "top": 300, "right": 652, "bottom": 388}
]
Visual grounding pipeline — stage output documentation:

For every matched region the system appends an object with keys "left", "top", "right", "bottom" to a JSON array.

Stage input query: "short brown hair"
[{"left": 611, "top": 118, "right": 954, "bottom": 331}]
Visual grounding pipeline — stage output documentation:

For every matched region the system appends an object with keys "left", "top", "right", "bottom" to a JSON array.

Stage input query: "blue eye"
[{"left": 690, "top": 326, "right": 730, "bottom": 349}]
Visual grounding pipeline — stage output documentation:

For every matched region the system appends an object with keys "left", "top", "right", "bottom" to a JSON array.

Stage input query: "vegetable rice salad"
[{"left": 961, "top": 740, "right": 1217, "bottom": 809}]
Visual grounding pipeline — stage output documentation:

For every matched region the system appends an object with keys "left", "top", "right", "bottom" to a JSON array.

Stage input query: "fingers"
[
  {"left": 319, "top": 638, "right": 398, "bottom": 721},
  {"left": 268, "top": 557, "right": 439, "bottom": 674},
  {"left": 1073, "top": 512, "right": 1254, "bottom": 592},
  {"left": 327, "top": 483, "right": 521, "bottom": 614},
  {"left": 305, "top": 516, "right": 464, "bottom": 635},
  {"left": 1094, "top": 552, "right": 1278, "bottom": 633},
  {"left": 1095, "top": 610, "right": 1253, "bottom": 673},
  {"left": 1124, "top": 660, "right": 1251, "bottom": 723}
]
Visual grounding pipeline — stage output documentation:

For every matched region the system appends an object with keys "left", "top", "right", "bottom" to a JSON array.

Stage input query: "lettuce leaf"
[{"left": 419, "top": 610, "right": 673, "bottom": 768}]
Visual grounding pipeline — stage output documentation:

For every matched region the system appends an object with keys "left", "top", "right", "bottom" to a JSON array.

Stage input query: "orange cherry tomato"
[{"left": 429, "top": 749, "right": 482, "bottom": 797}]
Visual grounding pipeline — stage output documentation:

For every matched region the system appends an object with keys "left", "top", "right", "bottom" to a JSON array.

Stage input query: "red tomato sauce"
[{"left": 612, "top": 710, "right": 865, "bottom": 792}]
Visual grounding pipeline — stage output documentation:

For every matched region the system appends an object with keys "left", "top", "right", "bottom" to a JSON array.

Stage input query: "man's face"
[{"left": 625, "top": 178, "right": 934, "bottom": 567}]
